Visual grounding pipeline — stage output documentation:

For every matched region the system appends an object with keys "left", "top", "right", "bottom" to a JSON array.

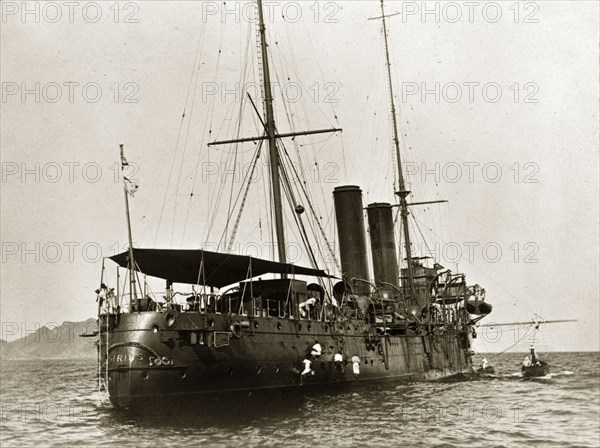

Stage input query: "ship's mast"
[
  {"left": 120, "top": 144, "right": 137, "bottom": 304},
  {"left": 379, "top": 0, "right": 417, "bottom": 299},
  {"left": 257, "top": 0, "right": 287, "bottom": 264},
  {"left": 208, "top": 1, "right": 341, "bottom": 264}
]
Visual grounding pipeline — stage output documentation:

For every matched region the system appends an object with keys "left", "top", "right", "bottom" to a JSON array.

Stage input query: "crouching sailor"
[
  {"left": 311, "top": 340, "right": 322, "bottom": 358},
  {"left": 351, "top": 355, "right": 361, "bottom": 380},
  {"left": 300, "top": 358, "right": 314, "bottom": 384},
  {"left": 334, "top": 352, "right": 345, "bottom": 379}
]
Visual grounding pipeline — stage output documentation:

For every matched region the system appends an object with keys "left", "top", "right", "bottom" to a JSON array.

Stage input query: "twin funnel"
[{"left": 333, "top": 186, "right": 399, "bottom": 295}]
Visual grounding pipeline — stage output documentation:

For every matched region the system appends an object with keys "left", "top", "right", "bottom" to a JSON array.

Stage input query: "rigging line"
[
  {"left": 379, "top": 20, "right": 401, "bottom": 197},
  {"left": 222, "top": 31, "right": 257, "bottom": 246},
  {"left": 154, "top": 26, "right": 205, "bottom": 247},
  {"left": 278, "top": 138, "right": 336, "bottom": 272},
  {"left": 222, "top": 138, "right": 265, "bottom": 251},
  {"left": 183, "top": 22, "right": 243, "bottom": 246},
  {"left": 410, "top": 210, "right": 541, "bottom": 317},
  {"left": 203, "top": 18, "right": 227, "bottom": 243},
  {"left": 408, "top": 217, "right": 425, "bottom": 262},
  {"left": 270, "top": 57, "right": 335, "bottom": 255},
  {"left": 279, "top": 139, "right": 341, "bottom": 271},
  {"left": 411, "top": 209, "right": 437, "bottom": 264},
  {"left": 223, "top": 101, "right": 248, "bottom": 245},
  {"left": 209, "top": 43, "right": 260, "bottom": 247},
  {"left": 301, "top": 16, "right": 339, "bottom": 129},
  {"left": 205, "top": 32, "right": 255, "bottom": 243},
  {"left": 205, "top": 100, "right": 249, "bottom": 241},
  {"left": 280, "top": 163, "right": 320, "bottom": 270},
  {"left": 172, "top": 41, "right": 205, "bottom": 247}
]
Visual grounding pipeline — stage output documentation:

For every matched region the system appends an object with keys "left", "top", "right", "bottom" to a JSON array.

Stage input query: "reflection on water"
[{"left": 1, "top": 353, "right": 599, "bottom": 447}]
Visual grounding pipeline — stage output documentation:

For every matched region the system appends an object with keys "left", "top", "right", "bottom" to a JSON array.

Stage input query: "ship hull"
[{"left": 99, "top": 312, "right": 473, "bottom": 408}]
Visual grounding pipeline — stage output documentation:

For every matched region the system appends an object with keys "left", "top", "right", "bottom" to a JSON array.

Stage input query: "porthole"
[
  {"left": 256, "top": 366, "right": 264, "bottom": 374},
  {"left": 141, "top": 371, "right": 149, "bottom": 380},
  {"left": 151, "top": 325, "right": 159, "bottom": 333},
  {"left": 275, "top": 365, "right": 280, "bottom": 373},
  {"left": 180, "top": 369, "right": 188, "bottom": 379},
  {"left": 254, "top": 321, "right": 259, "bottom": 329},
  {"left": 307, "top": 324, "right": 312, "bottom": 331},
  {"left": 277, "top": 322, "right": 282, "bottom": 330},
  {"left": 208, "top": 319, "right": 215, "bottom": 328},
  {"left": 228, "top": 367, "right": 234, "bottom": 376}
]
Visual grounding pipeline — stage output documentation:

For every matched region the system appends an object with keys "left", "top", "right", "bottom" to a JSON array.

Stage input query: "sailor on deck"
[
  {"left": 299, "top": 297, "right": 317, "bottom": 318},
  {"left": 96, "top": 283, "right": 109, "bottom": 312},
  {"left": 482, "top": 357, "right": 488, "bottom": 369},
  {"left": 523, "top": 356, "right": 531, "bottom": 367}
]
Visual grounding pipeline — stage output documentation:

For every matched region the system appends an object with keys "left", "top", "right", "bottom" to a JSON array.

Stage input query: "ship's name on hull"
[{"left": 107, "top": 353, "right": 144, "bottom": 364}]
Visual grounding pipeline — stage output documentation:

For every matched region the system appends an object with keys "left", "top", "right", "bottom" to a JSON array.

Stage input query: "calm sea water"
[{"left": 1, "top": 353, "right": 598, "bottom": 447}]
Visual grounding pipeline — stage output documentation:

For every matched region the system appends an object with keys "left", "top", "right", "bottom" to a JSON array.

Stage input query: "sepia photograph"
[{"left": 1, "top": 1, "right": 598, "bottom": 446}]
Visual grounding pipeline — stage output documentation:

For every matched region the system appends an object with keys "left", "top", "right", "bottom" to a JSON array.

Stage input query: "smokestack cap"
[{"left": 333, "top": 185, "right": 362, "bottom": 194}]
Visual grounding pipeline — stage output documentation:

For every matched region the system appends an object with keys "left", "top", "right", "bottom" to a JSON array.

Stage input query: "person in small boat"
[
  {"left": 523, "top": 356, "right": 531, "bottom": 367},
  {"left": 530, "top": 346, "right": 541, "bottom": 366},
  {"left": 482, "top": 357, "right": 488, "bottom": 370},
  {"left": 299, "top": 296, "right": 317, "bottom": 319}
]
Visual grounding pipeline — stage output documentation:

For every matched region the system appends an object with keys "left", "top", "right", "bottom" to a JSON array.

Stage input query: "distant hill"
[{"left": 1, "top": 319, "right": 97, "bottom": 360}]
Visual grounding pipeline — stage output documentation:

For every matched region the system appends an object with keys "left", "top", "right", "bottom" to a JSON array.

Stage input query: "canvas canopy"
[{"left": 109, "top": 248, "right": 330, "bottom": 288}]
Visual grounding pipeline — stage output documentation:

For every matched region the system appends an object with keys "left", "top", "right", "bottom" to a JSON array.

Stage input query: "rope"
[
  {"left": 154, "top": 25, "right": 206, "bottom": 246},
  {"left": 225, "top": 139, "right": 265, "bottom": 251}
]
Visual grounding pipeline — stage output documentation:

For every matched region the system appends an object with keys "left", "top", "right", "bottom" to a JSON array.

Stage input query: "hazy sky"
[{"left": 1, "top": 1, "right": 598, "bottom": 352}]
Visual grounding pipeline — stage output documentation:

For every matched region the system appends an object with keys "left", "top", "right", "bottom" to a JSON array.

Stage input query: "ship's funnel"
[
  {"left": 367, "top": 203, "right": 399, "bottom": 293},
  {"left": 333, "top": 186, "right": 370, "bottom": 294}
]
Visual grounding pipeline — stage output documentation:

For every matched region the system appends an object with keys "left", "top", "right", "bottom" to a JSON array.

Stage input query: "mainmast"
[
  {"left": 257, "top": 0, "right": 287, "bottom": 264},
  {"left": 208, "top": 1, "right": 342, "bottom": 265},
  {"left": 379, "top": 0, "right": 417, "bottom": 299}
]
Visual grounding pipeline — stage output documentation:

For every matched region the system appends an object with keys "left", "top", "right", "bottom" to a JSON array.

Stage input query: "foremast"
[{"left": 379, "top": 0, "right": 417, "bottom": 300}]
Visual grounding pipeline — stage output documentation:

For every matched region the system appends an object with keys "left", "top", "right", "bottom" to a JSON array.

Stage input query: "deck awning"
[{"left": 109, "top": 248, "right": 331, "bottom": 288}]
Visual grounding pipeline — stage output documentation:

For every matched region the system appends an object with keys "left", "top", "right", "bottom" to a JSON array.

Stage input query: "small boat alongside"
[
  {"left": 473, "top": 357, "right": 495, "bottom": 375},
  {"left": 522, "top": 346, "right": 550, "bottom": 378},
  {"left": 522, "top": 363, "right": 550, "bottom": 378},
  {"left": 475, "top": 365, "right": 496, "bottom": 375}
]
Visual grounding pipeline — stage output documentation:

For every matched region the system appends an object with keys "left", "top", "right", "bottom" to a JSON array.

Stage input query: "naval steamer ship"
[{"left": 95, "top": 0, "right": 493, "bottom": 408}]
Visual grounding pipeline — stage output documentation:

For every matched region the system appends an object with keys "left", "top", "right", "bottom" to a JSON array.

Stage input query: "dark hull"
[
  {"left": 522, "top": 362, "right": 549, "bottom": 378},
  {"left": 99, "top": 312, "right": 474, "bottom": 408}
]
